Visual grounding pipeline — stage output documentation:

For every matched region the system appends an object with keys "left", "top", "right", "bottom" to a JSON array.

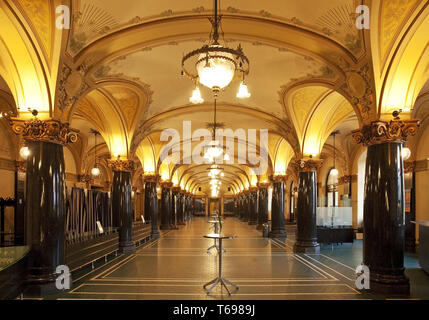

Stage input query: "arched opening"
[
  {"left": 326, "top": 168, "right": 339, "bottom": 207},
  {"left": 357, "top": 150, "right": 367, "bottom": 229}
]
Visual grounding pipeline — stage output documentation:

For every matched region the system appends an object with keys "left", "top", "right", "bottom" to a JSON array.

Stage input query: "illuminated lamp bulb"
[
  {"left": 331, "top": 168, "right": 339, "bottom": 176},
  {"left": 189, "top": 86, "right": 204, "bottom": 104},
  {"left": 236, "top": 82, "right": 251, "bottom": 99},
  {"left": 196, "top": 46, "right": 235, "bottom": 90},
  {"left": 19, "top": 146, "right": 30, "bottom": 159},
  {"left": 402, "top": 147, "right": 411, "bottom": 161},
  {"left": 91, "top": 166, "right": 101, "bottom": 177}
]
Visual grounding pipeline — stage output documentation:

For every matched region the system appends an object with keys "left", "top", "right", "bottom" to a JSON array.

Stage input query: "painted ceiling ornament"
[
  {"left": 108, "top": 156, "right": 135, "bottom": 172},
  {"left": 351, "top": 112, "right": 420, "bottom": 146},
  {"left": 340, "top": 63, "right": 376, "bottom": 121},
  {"left": 9, "top": 109, "right": 78, "bottom": 145},
  {"left": 181, "top": 0, "right": 250, "bottom": 98}
]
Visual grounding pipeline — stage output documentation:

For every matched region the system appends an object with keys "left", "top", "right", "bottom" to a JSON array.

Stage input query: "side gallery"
[{"left": 172, "top": 305, "right": 207, "bottom": 318}]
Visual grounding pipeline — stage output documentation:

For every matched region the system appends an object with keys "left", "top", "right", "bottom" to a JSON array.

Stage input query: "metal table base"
[{"left": 203, "top": 235, "right": 238, "bottom": 295}]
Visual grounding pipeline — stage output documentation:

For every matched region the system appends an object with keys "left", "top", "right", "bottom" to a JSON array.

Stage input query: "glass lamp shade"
[
  {"left": 19, "top": 146, "right": 30, "bottom": 159},
  {"left": 236, "top": 82, "right": 251, "bottom": 99},
  {"left": 196, "top": 46, "right": 235, "bottom": 90},
  {"left": 331, "top": 168, "right": 339, "bottom": 176},
  {"left": 91, "top": 166, "right": 101, "bottom": 177},
  {"left": 402, "top": 147, "right": 411, "bottom": 161},
  {"left": 189, "top": 87, "right": 204, "bottom": 104}
]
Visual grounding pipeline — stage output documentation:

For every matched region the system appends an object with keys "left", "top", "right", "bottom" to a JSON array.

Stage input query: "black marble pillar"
[
  {"left": 294, "top": 166, "right": 320, "bottom": 253},
  {"left": 257, "top": 186, "right": 268, "bottom": 230},
  {"left": 160, "top": 182, "right": 172, "bottom": 230},
  {"left": 144, "top": 177, "right": 159, "bottom": 239},
  {"left": 25, "top": 141, "right": 67, "bottom": 285},
  {"left": 270, "top": 177, "right": 287, "bottom": 238},
  {"left": 177, "top": 192, "right": 185, "bottom": 225},
  {"left": 248, "top": 189, "right": 258, "bottom": 225},
  {"left": 238, "top": 195, "right": 243, "bottom": 220},
  {"left": 112, "top": 169, "right": 135, "bottom": 254},
  {"left": 171, "top": 188, "right": 180, "bottom": 227},
  {"left": 363, "top": 142, "right": 409, "bottom": 295}
]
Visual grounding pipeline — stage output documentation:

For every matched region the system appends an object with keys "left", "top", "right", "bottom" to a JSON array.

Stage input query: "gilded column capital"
[
  {"left": 249, "top": 186, "right": 258, "bottom": 193},
  {"left": 404, "top": 161, "right": 416, "bottom": 174},
  {"left": 143, "top": 174, "right": 158, "bottom": 183},
  {"left": 293, "top": 159, "right": 323, "bottom": 172},
  {"left": 352, "top": 118, "right": 420, "bottom": 146},
  {"left": 160, "top": 181, "right": 173, "bottom": 188},
  {"left": 270, "top": 175, "right": 287, "bottom": 183},
  {"left": 108, "top": 157, "right": 134, "bottom": 172},
  {"left": 338, "top": 175, "right": 352, "bottom": 185},
  {"left": 172, "top": 186, "right": 181, "bottom": 193},
  {"left": 10, "top": 110, "right": 78, "bottom": 145},
  {"left": 15, "top": 160, "right": 26, "bottom": 173},
  {"left": 257, "top": 182, "right": 270, "bottom": 189}
]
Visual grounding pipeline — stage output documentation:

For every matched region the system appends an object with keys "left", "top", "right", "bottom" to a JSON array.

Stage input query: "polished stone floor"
[{"left": 34, "top": 216, "right": 429, "bottom": 300}]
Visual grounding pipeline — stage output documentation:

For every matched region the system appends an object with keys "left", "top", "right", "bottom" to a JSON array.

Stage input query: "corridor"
[{"left": 32, "top": 217, "right": 428, "bottom": 300}]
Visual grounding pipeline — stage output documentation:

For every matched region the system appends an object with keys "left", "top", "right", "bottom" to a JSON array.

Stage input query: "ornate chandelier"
[
  {"left": 207, "top": 165, "right": 225, "bottom": 178},
  {"left": 182, "top": 0, "right": 250, "bottom": 99}
]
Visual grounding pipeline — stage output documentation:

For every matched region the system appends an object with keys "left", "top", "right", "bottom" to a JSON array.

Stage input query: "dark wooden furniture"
[{"left": 317, "top": 227, "right": 354, "bottom": 244}]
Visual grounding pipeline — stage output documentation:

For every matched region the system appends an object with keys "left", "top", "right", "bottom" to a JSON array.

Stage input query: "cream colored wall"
[{"left": 415, "top": 125, "right": 429, "bottom": 243}]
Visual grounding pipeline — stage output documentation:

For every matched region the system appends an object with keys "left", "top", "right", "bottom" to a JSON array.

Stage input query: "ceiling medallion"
[{"left": 181, "top": 0, "right": 250, "bottom": 100}]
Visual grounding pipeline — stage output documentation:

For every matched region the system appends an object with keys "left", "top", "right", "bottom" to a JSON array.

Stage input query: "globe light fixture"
[
  {"left": 181, "top": 0, "right": 250, "bottom": 97},
  {"left": 402, "top": 147, "right": 411, "bottom": 161},
  {"left": 19, "top": 146, "right": 30, "bottom": 159}
]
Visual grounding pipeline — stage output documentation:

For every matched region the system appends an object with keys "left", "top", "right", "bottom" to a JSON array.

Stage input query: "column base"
[
  {"left": 369, "top": 272, "right": 410, "bottom": 295},
  {"left": 293, "top": 241, "right": 320, "bottom": 254},
  {"left": 24, "top": 280, "right": 72, "bottom": 297},
  {"left": 151, "top": 231, "right": 160, "bottom": 239},
  {"left": 285, "top": 221, "right": 296, "bottom": 225},
  {"left": 248, "top": 221, "right": 257, "bottom": 226},
  {"left": 119, "top": 242, "right": 136, "bottom": 254},
  {"left": 269, "top": 229, "right": 287, "bottom": 238},
  {"left": 160, "top": 224, "right": 171, "bottom": 230}
]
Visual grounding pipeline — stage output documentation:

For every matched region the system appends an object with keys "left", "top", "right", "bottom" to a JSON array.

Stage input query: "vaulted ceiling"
[{"left": 1, "top": 0, "right": 428, "bottom": 197}]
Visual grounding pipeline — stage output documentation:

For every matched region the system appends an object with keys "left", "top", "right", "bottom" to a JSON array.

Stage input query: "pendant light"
[
  {"left": 331, "top": 131, "right": 339, "bottom": 176},
  {"left": 91, "top": 129, "right": 101, "bottom": 177}
]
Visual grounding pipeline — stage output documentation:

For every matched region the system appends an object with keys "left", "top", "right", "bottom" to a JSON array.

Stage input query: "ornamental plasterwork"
[{"left": 68, "top": 2, "right": 364, "bottom": 58}]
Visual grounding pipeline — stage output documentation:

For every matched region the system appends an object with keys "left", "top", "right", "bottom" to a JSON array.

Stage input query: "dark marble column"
[
  {"left": 362, "top": 142, "right": 410, "bottom": 294},
  {"left": 248, "top": 188, "right": 258, "bottom": 225},
  {"left": 110, "top": 159, "right": 135, "bottom": 254},
  {"left": 25, "top": 141, "right": 67, "bottom": 284},
  {"left": 144, "top": 175, "right": 159, "bottom": 239},
  {"left": 160, "top": 181, "right": 173, "bottom": 230},
  {"left": 257, "top": 184, "right": 269, "bottom": 230},
  {"left": 270, "top": 176, "right": 287, "bottom": 238},
  {"left": 171, "top": 187, "right": 180, "bottom": 227},
  {"left": 293, "top": 159, "right": 322, "bottom": 253},
  {"left": 9, "top": 115, "right": 78, "bottom": 289},
  {"left": 238, "top": 194, "right": 243, "bottom": 220},
  {"left": 241, "top": 191, "right": 249, "bottom": 222},
  {"left": 352, "top": 118, "right": 420, "bottom": 295},
  {"left": 177, "top": 191, "right": 185, "bottom": 225}
]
